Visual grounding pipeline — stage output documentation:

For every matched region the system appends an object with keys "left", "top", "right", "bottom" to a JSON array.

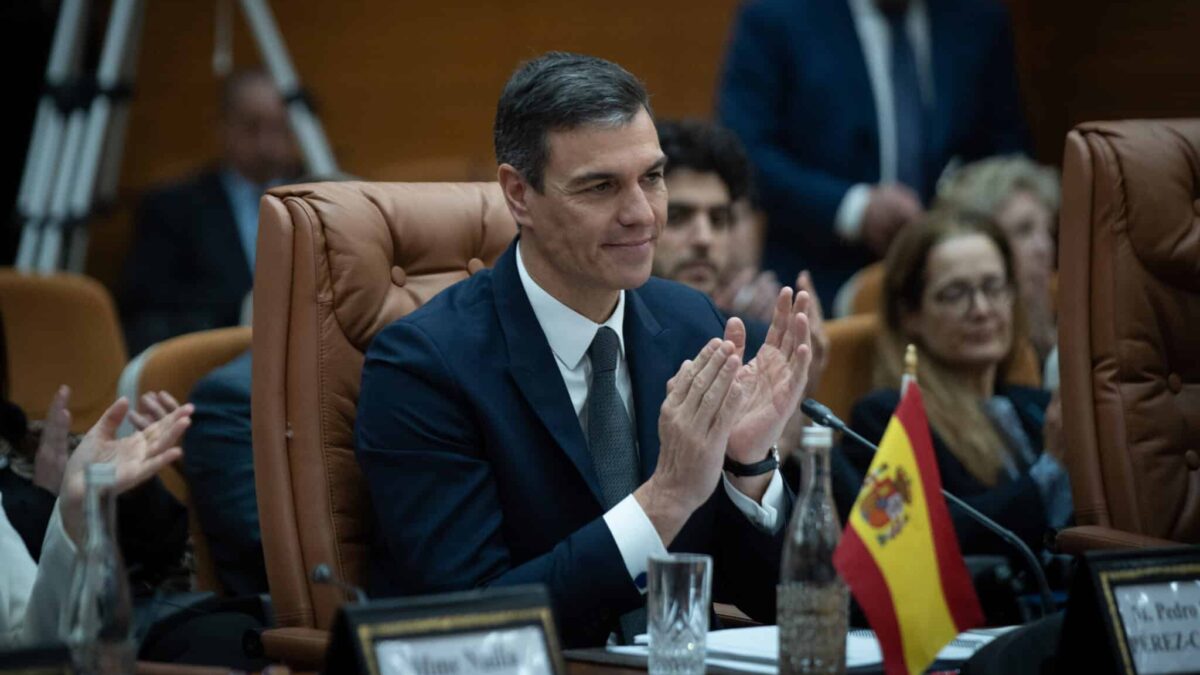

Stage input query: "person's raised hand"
[
  {"left": 639, "top": 338, "right": 746, "bottom": 544},
  {"left": 795, "top": 271, "right": 828, "bottom": 399},
  {"left": 59, "top": 397, "right": 193, "bottom": 545},
  {"left": 861, "top": 184, "right": 923, "bottom": 256},
  {"left": 726, "top": 287, "right": 813, "bottom": 467},
  {"left": 127, "top": 390, "right": 181, "bottom": 431},
  {"left": 714, "top": 269, "right": 782, "bottom": 324},
  {"left": 33, "top": 385, "right": 72, "bottom": 495}
]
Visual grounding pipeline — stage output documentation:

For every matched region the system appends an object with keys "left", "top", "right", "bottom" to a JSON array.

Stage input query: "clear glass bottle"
[
  {"left": 778, "top": 426, "right": 849, "bottom": 675},
  {"left": 59, "top": 463, "right": 135, "bottom": 675}
]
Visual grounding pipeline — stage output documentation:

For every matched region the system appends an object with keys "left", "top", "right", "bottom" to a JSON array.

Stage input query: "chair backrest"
[
  {"left": 118, "top": 325, "right": 253, "bottom": 593},
  {"left": 814, "top": 314, "right": 879, "bottom": 423},
  {"left": 1059, "top": 119, "right": 1200, "bottom": 544},
  {"left": 253, "top": 182, "right": 517, "bottom": 631},
  {"left": 0, "top": 270, "right": 127, "bottom": 433},
  {"left": 832, "top": 262, "right": 885, "bottom": 318}
]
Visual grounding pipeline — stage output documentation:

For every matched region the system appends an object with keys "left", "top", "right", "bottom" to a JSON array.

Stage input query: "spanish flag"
[{"left": 833, "top": 384, "right": 984, "bottom": 674}]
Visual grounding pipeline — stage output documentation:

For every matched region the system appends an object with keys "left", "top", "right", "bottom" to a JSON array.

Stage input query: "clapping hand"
[
  {"left": 127, "top": 390, "right": 181, "bottom": 431},
  {"left": 726, "top": 287, "right": 813, "bottom": 465},
  {"left": 58, "top": 397, "right": 193, "bottom": 545},
  {"left": 32, "top": 385, "right": 72, "bottom": 495}
]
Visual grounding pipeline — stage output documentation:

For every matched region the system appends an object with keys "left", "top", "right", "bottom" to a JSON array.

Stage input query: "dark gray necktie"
[
  {"left": 586, "top": 326, "right": 645, "bottom": 642},
  {"left": 587, "top": 326, "right": 639, "bottom": 508},
  {"left": 884, "top": 5, "right": 926, "bottom": 197}
]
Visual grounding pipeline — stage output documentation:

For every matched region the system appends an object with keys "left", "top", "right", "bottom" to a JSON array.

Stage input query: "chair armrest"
[
  {"left": 1055, "top": 526, "right": 1184, "bottom": 555},
  {"left": 261, "top": 627, "right": 330, "bottom": 671}
]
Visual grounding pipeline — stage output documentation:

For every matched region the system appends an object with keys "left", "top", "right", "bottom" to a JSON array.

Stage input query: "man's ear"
[{"left": 498, "top": 164, "right": 533, "bottom": 229}]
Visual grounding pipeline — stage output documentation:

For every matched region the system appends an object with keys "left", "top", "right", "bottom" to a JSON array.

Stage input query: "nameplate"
[
  {"left": 1061, "top": 546, "right": 1200, "bottom": 675},
  {"left": 324, "top": 584, "right": 565, "bottom": 675},
  {"left": 375, "top": 624, "right": 551, "bottom": 675}
]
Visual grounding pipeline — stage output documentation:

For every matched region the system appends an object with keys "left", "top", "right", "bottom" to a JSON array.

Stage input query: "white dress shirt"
[
  {"left": 1, "top": 494, "right": 77, "bottom": 648},
  {"left": 835, "top": 0, "right": 934, "bottom": 241},
  {"left": 516, "top": 243, "right": 785, "bottom": 594}
]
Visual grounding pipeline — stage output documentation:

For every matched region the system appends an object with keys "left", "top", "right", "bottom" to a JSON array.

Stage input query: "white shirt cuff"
[
  {"left": 834, "top": 183, "right": 872, "bottom": 242},
  {"left": 722, "top": 470, "right": 786, "bottom": 533},
  {"left": 603, "top": 494, "right": 668, "bottom": 595},
  {"left": 21, "top": 504, "right": 78, "bottom": 647}
]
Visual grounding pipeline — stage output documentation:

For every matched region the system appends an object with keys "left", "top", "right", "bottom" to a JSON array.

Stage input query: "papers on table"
[{"left": 615, "top": 625, "right": 1018, "bottom": 673}]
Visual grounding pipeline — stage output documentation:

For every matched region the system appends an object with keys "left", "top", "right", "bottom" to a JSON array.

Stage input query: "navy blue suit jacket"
[
  {"left": 355, "top": 242, "right": 791, "bottom": 647},
  {"left": 717, "top": 0, "right": 1028, "bottom": 305},
  {"left": 182, "top": 350, "right": 267, "bottom": 597},
  {"left": 120, "top": 169, "right": 252, "bottom": 355}
]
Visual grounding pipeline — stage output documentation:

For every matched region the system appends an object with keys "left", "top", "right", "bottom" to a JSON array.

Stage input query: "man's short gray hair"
[{"left": 493, "top": 52, "right": 652, "bottom": 192}]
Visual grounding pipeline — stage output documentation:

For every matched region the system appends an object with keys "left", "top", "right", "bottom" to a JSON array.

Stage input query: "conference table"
[{"left": 134, "top": 657, "right": 646, "bottom": 674}]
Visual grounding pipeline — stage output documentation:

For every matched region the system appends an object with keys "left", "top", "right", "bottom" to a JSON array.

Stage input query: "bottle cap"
[
  {"left": 802, "top": 425, "right": 833, "bottom": 447},
  {"left": 85, "top": 462, "right": 117, "bottom": 486}
]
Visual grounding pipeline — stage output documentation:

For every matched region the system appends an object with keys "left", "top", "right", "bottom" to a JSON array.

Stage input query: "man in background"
[
  {"left": 653, "top": 119, "right": 827, "bottom": 392},
  {"left": 120, "top": 70, "right": 298, "bottom": 354},
  {"left": 718, "top": 0, "right": 1028, "bottom": 307}
]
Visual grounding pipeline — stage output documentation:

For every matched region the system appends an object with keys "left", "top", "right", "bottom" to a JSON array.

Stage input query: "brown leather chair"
[
  {"left": 252, "top": 182, "right": 517, "bottom": 668},
  {"left": 0, "top": 270, "right": 126, "bottom": 432},
  {"left": 1055, "top": 120, "right": 1200, "bottom": 553},
  {"left": 831, "top": 262, "right": 885, "bottom": 318},
  {"left": 118, "top": 326, "right": 253, "bottom": 593}
]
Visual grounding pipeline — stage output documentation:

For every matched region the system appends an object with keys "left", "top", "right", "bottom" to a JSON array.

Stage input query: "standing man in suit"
[
  {"left": 120, "top": 70, "right": 298, "bottom": 355},
  {"left": 356, "top": 52, "right": 815, "bottom": 648},
  {"left": 718, "top": 0, "right": 1029, "bottom": 307}
]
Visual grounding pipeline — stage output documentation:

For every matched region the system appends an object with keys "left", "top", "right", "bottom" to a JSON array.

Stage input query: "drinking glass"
[{"left": 647, "top": 553, "right": 712, "bottom": 675}]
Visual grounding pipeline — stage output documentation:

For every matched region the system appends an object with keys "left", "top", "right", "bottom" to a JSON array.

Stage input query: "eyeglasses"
[
  {"left": 666, "top": 203, "right": 734, "bottom": 230},
  {"left": 929, "top": 277, "right": 1014, "bottom": 316}
]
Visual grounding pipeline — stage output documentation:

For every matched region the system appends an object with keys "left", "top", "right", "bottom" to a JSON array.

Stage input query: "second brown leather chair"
[{"left": 1056, "top": 119, "right": 1200, "bottom": 553}]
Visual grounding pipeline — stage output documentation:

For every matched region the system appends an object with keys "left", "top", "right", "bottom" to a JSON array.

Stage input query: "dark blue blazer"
[
  {"left": 120, "top": 169, "right": 252, "bottom": 355},
  {"left": 846, "top": 385, "right": 1053, "bottom": 555},
  {"left": 356, "top": 242, "right": 790, "bottom": 647},
  {"left": 182, "top": 349, "right": 268, "bottom": 597},
  {"left": 717, "top": 0, "right": 1028, "bottom": 305}
]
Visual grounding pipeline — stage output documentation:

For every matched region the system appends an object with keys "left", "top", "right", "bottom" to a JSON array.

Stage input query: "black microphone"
[
  {"left": 802, "top": 398, "right": 1057, "bottom": 616},
  {"left": 311, "top": 563, "right": 368, "bottom": 605}
]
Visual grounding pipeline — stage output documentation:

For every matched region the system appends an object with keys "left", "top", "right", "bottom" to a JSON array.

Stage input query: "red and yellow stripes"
[{"left": 833, "top": 385, "right": 983, "bottom": 675}]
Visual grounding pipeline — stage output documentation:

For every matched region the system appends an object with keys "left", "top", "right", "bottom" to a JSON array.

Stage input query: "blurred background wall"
[{"left": 5, "top": 0, "right": 1200, "bottom": 290}]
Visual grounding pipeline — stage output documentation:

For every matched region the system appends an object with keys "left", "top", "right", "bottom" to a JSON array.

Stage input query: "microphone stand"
[{"left": 802, "top": 399, "right": 1057, "bottom": 617}]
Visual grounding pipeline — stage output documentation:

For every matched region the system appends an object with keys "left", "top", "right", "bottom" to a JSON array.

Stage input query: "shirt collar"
[
  {"left": 515, "top": 241, "right": 626, "bottom": 370},
  {"left": 220, "top": 166, "right": 287, "bottom": 194}
]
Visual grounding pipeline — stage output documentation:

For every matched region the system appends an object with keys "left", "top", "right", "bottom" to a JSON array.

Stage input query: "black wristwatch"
[{"left": 723, "top": 446, "right": 780, "bottom": 477}]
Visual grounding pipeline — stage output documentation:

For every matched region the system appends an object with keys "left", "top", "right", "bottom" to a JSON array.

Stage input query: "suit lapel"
[
  {"left": 925, "top": 0, "right": 957, "bottom": 183},
  {"left": 624, "top": 289, "right": 673, "bottom": 483},
  {"left": 824, "top": 0, "right": 881, "bottom": 179},
  {"left": 199, "top": 169, "right": 254, "bottom": 289},
  {"left": 492, "top": 241, "right": 605, "bottom": 504}
]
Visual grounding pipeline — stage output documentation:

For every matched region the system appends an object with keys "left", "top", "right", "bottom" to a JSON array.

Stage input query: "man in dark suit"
[
  {"left": 718, "top": 0, "right": 1029, "bottom": 307},
  {"left": 120, "top": 71, "right": 298, "bottom": 354},
  {"left": 356, "top": 53, "right": 816, "bottom": 648},
  {"left": 181, "top": 350, "right": 267, "bottom": 597}
]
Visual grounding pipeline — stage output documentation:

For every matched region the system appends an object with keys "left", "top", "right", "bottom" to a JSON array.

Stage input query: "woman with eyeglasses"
[{"left": 844, "top": 208, "right": 1072, "bottom": 556}]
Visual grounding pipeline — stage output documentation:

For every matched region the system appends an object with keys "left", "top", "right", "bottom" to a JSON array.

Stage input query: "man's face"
[
  {"left": 651, "top": 169, "right": 733, "bottom": 295},
  {"left": 221, "top": 78, "right": 297, "bottom": 185},
  {"left": 517, "top": 108, "right": 667, "bottom": 309}
]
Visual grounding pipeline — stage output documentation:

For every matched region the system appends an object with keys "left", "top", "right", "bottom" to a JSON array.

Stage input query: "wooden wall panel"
[
  {"left": 85, "top": 0, "right": 1200, "bottom": 289},
  {"left": 89, "top": 0, "right": 742, "bottom": 286},
  {"left": 1005, "top": 0, "right": 1200, "bottom": 164}
]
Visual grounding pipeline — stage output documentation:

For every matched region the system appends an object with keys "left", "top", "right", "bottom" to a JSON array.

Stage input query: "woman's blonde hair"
[
  {"left": 936, "top": 154, "right": 1060, "bottom": 218},
  {"left": 874, "top": 208, "right": 1026, "bottom": 486}
]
